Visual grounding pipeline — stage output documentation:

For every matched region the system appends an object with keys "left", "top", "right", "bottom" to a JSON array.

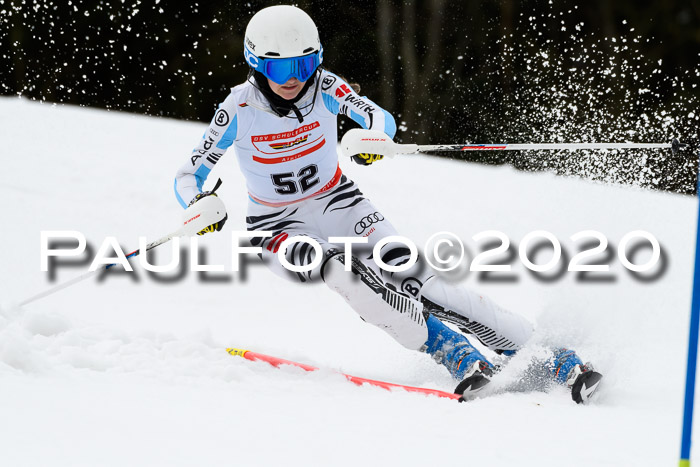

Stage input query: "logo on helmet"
[
  {"left": 245, "top": 37, "right": 256, "bottom": 51},
  {"left": 244, "top": 46, "right": 259, "bottom": 68}
]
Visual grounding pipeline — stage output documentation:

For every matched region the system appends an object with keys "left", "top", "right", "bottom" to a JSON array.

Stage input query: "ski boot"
[
  {"left": 421, "top": 314, "right": 494, "bottom": 399},
  {"left": 551, "top": 348, "right": 603, "bottom": 404}
]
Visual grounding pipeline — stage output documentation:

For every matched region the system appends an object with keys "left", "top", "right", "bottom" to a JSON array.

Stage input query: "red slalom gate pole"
[{"left": 226, "top": 348, "right": 463, "bottom": 401}]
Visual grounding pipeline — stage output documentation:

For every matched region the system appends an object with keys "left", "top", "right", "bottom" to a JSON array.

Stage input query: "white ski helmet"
[{"left": 244, "top": 5, "right": 323, "bottom": 84}]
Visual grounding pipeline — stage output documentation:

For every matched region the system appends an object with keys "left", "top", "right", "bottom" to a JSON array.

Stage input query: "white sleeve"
[
  {"left": 174, "top": 93, "right": 238, "bottom": 208},
  {"left": 319, "top": 70, "right": 397, "bottom": 139}
]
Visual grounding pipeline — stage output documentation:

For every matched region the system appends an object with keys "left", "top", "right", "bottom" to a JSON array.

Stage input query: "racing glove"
[{"left": 351, "top": 153, "right": 384, "bottom": 166}]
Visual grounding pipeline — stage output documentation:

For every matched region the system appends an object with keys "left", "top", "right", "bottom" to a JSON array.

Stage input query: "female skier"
[{"left": 174, "top": 5, "right": 601, "bottom": 402}]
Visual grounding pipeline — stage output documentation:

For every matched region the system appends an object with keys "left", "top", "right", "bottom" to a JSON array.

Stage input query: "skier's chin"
[{"left": 269, "top": 79, "right": 303, "bottom": 100}]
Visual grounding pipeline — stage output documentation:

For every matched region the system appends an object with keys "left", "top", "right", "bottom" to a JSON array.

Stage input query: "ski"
[{"left": 226, "top": 348, "right": 464, "bottom": 401}]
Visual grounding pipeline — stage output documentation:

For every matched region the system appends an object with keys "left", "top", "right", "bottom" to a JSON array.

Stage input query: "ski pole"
[
  {"left": 414, "top": 142, "right": 674, "bottom": 152},
  {"left": 19, "top": 178, "right": 227, "bottom": 307},
  {"left": 18, "top": 226, "right": 185, "bottom": 307},
  {"left": 340, "top": 128, "right": 688, "bottom": 159}
]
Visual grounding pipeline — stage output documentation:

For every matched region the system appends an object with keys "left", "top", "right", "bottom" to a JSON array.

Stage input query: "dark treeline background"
[{"left": 1, "top": 0, "right": 699, "bottom": 193}]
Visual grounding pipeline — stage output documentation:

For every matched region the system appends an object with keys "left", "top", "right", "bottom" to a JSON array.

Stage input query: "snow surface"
[{"left": 0, "top": 96, "right": 697, "bottom": 466}]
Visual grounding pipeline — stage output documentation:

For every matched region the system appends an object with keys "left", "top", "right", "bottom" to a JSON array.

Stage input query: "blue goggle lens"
[{"left": 262, "top": 53, "right": 321, "bottom": 85}]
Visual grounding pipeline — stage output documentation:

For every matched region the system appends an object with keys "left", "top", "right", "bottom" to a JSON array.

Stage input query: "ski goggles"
[{"left": 245, "top": 45, "right": 323, "bottom": 85}]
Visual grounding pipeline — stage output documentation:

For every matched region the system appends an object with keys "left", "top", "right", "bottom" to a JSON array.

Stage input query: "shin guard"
[{"left": 321, "top": 250, "right": 428, "bottom": 349}]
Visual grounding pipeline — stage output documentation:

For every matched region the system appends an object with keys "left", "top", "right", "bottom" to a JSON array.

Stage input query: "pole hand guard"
[
  {"left": 340, "top": 129, "right": 419, "bottom": 161},
  {"left": 182, "top": 179, "right": 228, "bottom": 236}
]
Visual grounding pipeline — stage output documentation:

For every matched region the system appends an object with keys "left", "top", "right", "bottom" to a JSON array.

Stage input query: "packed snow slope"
[{"left": 0, "top": 97, "right": 697, "bottom": 466}]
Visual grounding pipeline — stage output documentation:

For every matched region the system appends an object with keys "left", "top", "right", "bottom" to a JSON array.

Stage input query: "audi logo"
[{"left": 355, "top": 212, "right": 385, "bottom": 234}]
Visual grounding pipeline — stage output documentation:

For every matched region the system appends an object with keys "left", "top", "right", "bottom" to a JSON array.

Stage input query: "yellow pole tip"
[
  {"left": 226, "top": 348, "right": 248, "bottom": 356},
  {"left": 679, "top": 459, "right": 690, "bottom": 467}
]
